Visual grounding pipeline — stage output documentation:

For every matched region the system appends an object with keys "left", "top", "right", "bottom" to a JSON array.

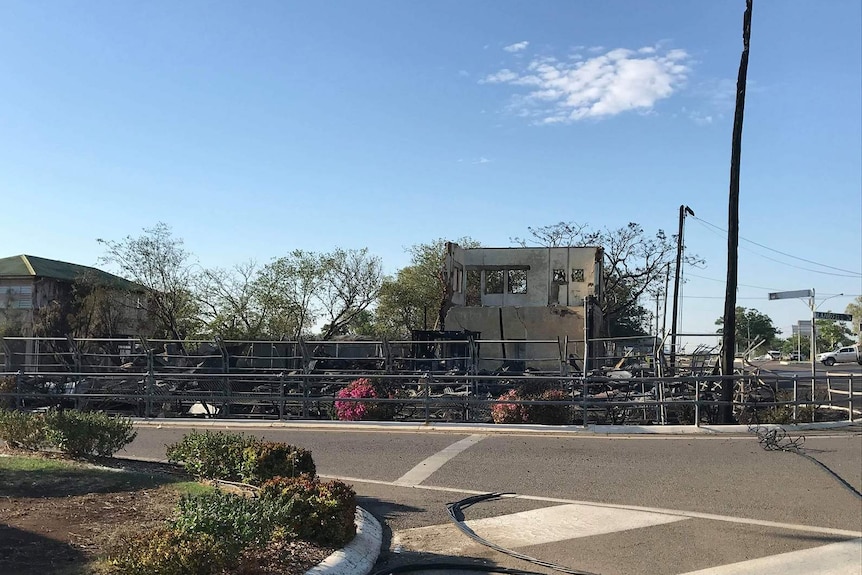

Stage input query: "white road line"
[
  {"left": 394, "top": 434, "right": 487, "bottom": 486},
  {"left": 320, "top": 474, "right": 862, "bottom": 538},
  {"left": 398, "top": 503, "right": 687, "bottom": 550},
  {"left": 677, "top": 538, "right": 862, "bottom": 575}
]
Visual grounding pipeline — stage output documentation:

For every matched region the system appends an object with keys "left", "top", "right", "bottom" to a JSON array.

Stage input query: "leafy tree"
[
  {"left": 715, "top": 306, "right": 780, "bottom": 350},
  {"left": 374, "top": 237, "right": 480, "bottom": 337},
  {"left": 815, "top": 318, "right": 853, "bottom": 351},
  {"left": 513, "top": 222, "right": 697, "bottom": 336},
  {"left": 846, "top": 296, "right": 862, "bottom": 339},
  {"left": 97, "top": 223, "right": 202, "bottom": 348},
  {"left": 67, "top": 274, "right": 144, "bottom": 338},
  {"left": 197, "top": 249, "right": 382, "bottom": 341},
  {"left": 781, "top": 334, "right": 810, "bottom": 358},
  {"left": 254, "top": 250, "right": 323, "bottom": 339}
]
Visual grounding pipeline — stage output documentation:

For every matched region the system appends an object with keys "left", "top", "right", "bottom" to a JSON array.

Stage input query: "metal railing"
[{"left": 1, "top": 369, "right": 858, "bottom": 425}]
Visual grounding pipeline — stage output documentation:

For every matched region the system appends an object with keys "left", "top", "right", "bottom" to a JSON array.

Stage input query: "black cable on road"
[
  {"left": 750, "top": 424, "right": 862, "bottom": 500},
  {"left": 446, "top": 493, "right": 602, "bottom": 575}
]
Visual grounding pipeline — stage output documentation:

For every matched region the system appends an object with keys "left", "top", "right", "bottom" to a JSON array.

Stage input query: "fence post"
[
  {"left": 16, "top": 370, "right": 23, "bottom": 410},
  {"left": 146, "top": 349, "right": 154, "bottom": 418},
  {"left": 423, "top": 373, "right": 431, "bottom": 424},
  {"left": 792, "top": 374, "right": 798, "bottom": 421},
  {"left": 279, "top": 371, "right": 286, "bottom": 420},
  {"left": 694, "top": 377, "right": 700, "bottom": 427},
  {"left": 582, "top": 377, "right": 588, "bottom": 428},
  {"left": 811, "top": 374, "right": 817, "bottom": 423},
  {"left": 301, "top": 372, "right": 310, "bottom": 419}
]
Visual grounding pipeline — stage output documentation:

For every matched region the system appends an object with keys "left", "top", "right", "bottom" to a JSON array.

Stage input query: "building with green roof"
[{"left": 0, "top": 254, "right": 149, "bottom": 339}]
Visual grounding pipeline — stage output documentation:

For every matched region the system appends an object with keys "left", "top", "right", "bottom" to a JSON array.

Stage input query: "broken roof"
[{"left": 0, "top": 255, "right": 143, "bottom": 291}]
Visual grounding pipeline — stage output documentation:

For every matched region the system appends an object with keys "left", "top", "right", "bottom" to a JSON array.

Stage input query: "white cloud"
[
  {"left": 480, "top": 44, "right": 691, "bottom": 123},
  {"left": 473, "top": 157, "right": 492, "bottom": 164},
  {"left": 458, "top": 70, "right": 470, "bottom": 77},
  {"left": 503, "top": 41, "right": 529, "bottom": 53},
  {"left": 480, "top": 68, "right": 519, "bottom": 84}
]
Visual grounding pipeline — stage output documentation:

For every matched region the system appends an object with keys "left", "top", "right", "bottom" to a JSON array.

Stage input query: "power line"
[
  {"left": 685, "top": 272, "right": 780, "bottom": 291},
  {"left": 690, "top": 216, "right": 862, "bottom": 277}
]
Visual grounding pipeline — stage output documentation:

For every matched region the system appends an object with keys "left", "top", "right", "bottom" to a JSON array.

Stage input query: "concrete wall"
[
  {"left": 447, "top": 245, "right": 602, "bottom": 307},
  {"left": 443, "top": 244, "right": 604, "bottom": 371}
]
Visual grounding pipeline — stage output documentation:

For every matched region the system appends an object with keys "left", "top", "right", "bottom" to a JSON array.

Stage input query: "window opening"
[
  {"left": 485, "top": 270, "right": 503, "bottom": 294},
  {"left": 508, "top": 269, "right": 527, "bottom": 294},
  {"left": 571, "top": 268, "right": 585, "bottom": 283}
]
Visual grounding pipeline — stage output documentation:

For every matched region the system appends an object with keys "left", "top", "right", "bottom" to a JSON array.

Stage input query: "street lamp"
[
  {"left": 768, "top": 289, "right": 844, "bottom": 379},
  {"left": 812, "top": 293, "right": 845, "bottom": 363}
]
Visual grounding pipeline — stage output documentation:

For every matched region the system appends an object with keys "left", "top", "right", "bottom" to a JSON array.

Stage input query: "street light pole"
[
  {"left": 809, "top": 292, "right": 846, "bottom": 378},
  {"left": 810, "top": 290, "right": 816, "bottom": 380}
]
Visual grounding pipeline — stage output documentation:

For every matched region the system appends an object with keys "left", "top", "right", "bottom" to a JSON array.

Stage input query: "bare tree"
[
  {"left": 253, "top": 250, "right": 323, "bottom": 340},
  {"left": 97, "top": 223, "right": 201, "bottom": 349},
  {"left": 317, "top": 248, "right": 383, "bottom": 339},
  {"left": 514, "top": 221, "right": 695, "bottom": 335},
  {"left": 197, "top": 261, "right": 268, "bottom": 340}
]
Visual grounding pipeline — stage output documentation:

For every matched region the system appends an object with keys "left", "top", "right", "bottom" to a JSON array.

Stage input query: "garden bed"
[{"left": 0, "top": 449, "right": 337, "bottom": 574}]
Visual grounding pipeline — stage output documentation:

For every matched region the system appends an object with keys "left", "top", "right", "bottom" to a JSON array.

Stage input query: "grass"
[{"left": 0, "top": 454, "right": 209, "bottom": 498}]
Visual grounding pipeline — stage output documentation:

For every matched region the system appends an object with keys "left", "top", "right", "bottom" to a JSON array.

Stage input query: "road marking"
[
  {"left": 394, "top": 434, "right": 487, "bottom": 486},
  {"left": 396, "top": 503, "right": 687, "bottom": 552},
  {"left": 677, "top": 538, "right": 862, "bottom": 575},
  {"left": 322, "top": 475, "right": 862, "bottom": 538}
]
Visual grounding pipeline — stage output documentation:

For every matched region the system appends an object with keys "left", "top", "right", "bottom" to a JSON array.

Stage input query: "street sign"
[
  {"left": 814, "top": 311, "right": 853, "bottom": 322},
  {"left": 768, "top": 290, "right": 813, "bottom": 300}
]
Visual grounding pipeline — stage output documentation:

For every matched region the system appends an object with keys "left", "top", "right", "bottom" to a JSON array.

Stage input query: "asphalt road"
[{"left": 123, "top": 423, "right": 862, "bottom": 575}]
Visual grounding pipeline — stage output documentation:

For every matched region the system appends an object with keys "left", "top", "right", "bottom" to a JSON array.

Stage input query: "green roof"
[{"left": 0, "top": 255, "right": 143, "bottom": 291}]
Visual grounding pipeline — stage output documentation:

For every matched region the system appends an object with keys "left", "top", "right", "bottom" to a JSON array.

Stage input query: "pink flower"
[{"left": 335, "top": 378, "right": 379, "bottom": 421}]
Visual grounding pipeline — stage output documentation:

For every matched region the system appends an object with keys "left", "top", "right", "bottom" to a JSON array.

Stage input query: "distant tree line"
[{"left": 4, "top": 220, "right": 722, "bottom": 343}]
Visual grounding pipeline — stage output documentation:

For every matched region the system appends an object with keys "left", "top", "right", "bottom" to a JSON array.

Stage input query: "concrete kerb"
[
  {"left": 131, "top": 417, "right": 860, "bottom": 435},
  {"left": 306, "top": 507, "right": 382, "bottom": 575}
]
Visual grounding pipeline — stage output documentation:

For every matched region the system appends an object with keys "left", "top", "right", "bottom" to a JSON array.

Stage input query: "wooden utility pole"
[
  {"left": 720, "top": 0, "right": 753, "bottom": 424},
  {"left": 670, "top": 205, "right": 694, "bottom": 374}
]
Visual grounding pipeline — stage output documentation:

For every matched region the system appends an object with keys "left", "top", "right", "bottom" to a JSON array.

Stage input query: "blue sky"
[{"left": 1, "top": 1, "right": 860, "bottom": 344}]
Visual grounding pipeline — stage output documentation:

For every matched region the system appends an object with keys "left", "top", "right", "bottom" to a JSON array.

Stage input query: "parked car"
[
  {"left": 817, "top": 344, "right": 861, "bottom": 366},
  {"left": 767, "top": 350, "right": 782, "bottom": 360},
  {"left": 786, "top": 352, "right": 804, "bottom": 361}
]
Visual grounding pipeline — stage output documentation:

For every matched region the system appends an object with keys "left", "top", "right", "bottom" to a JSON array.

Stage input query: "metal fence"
[
  {"left": 1, "top": 335, "right": 858, "bottom": 425},
  {"left": 1, "top": 369, "right": 858, "bottom": 425}
]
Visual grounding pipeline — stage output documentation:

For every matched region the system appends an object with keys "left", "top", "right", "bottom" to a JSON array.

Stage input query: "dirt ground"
[{"left": 0, "top": 450, "right": 334, "bottom": 575}]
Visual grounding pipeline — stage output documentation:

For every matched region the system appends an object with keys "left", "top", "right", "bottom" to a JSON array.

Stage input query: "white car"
[{"left": 817, "top": 345, "right": 861, "bottom": 366}]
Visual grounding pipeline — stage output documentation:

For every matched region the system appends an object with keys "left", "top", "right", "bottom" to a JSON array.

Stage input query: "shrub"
[
  {"left": 43, "top": 409, "right": 137, "bottom": 458},
  {"left": 524, "top": 389, "right": 572, "bottom": 425},
  {"left": 491, "top": 388, "right": 571, "bottom": 425},
  {"left": 491, "top": 389, "right": 527, "bottom": 424},
  {"left": 105, "top": 526, "right": 236, "bottom": 575},
  {"left": 334, "top": 378, "right": 393, "bottom": 421},
  {"left": 171, "top": 489, "right": 280, "bottom": 548},
  {"left": 260, "top": 475, "right": 356, "bottom": 546},
  {"left": 240, "top": 442, "right": 316, "bottom": 484},
  {"left": 0, "top": 409, "right": 50, "bottom": 451},
  {"left": 0, "top": 376, "right": 16, "bottom": 409},
  {"left": 166, "top": 430, "right": 258, "bottom": 481}
]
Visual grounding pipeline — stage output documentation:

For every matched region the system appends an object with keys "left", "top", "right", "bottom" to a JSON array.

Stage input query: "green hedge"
[
  {"left": 166, "top": 431, "right": 316, "bottom": 484},
  {"left": 0, "top": 408, "right": 136, "bottom": 457},
  {"left": 165, "top": 430, "right": 257, "bottom": 481},
  {"left": 105, "top": 527, "right": 234, "bottom": 575},
  {"left": 240, "top": 441, "right": 316, "bottom": 484}
]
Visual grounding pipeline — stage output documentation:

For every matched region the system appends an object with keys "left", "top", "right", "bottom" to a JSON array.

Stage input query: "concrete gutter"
[
  {"left": 306, "top": 507, "right": 382, "bottom": 575},
  {"left": 132, "top": 417, "right": 860, "bottom": 435}
]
